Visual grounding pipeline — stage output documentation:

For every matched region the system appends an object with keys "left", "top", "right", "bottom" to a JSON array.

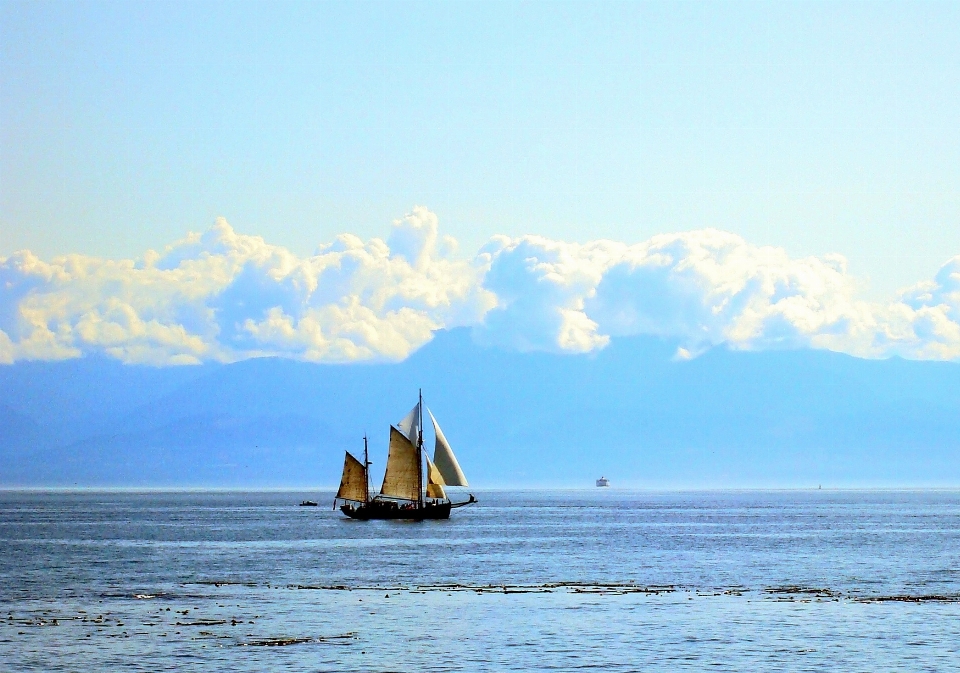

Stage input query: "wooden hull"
[{"left": 340, "top": 500, "right": 452, "bottom": 520}]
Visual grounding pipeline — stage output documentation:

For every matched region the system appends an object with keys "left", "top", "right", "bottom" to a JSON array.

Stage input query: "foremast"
[
  {"left": 333, "top": 434, "right": 372, "bottom": 509},
  {"left": 334, "top": 447, "right": 369, "bottom": 508}
]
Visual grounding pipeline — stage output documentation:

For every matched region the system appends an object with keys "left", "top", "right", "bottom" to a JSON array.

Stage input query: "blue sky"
[{"left": 3, "top": 1, "right": 960, "bottom": 366}]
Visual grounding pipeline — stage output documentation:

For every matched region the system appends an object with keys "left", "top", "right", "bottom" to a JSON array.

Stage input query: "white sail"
[
  {"left": 336, "top": 452, "right": 367, "bottom": 502},
  {"left": 379, "top": 426, "right": 420, "bottom": 501},
  {"left": 425, "top": 456, "right": 447, "bottom": 500},
  {"left": 398, "top": 402, "right": 421, "bottom": 446},
  {"left": 428, "top": 409, "right": 468, "bottom": 487}
]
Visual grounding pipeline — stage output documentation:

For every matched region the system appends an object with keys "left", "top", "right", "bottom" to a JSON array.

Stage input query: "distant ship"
[
  {"left": 596, "top": 476, "right": 610, "bottom": 487},
  {"left": 334, "top": 391, "right": 477, "bottom": 520}
]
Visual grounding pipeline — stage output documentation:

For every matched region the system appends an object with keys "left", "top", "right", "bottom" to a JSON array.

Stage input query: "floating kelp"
[
  {"left": 174, "top": 619, "right": 228, "bottom": 626},
  {"left": 240, "top": 637, "right": 314, "bottom": 647},
  {"left": 855, "top": 594, "right": 960, "bottom": 603},
  {"left": 281, "top": 582, "right": 677, "bottom": 595},
  {"left": 764, "top": 586, "right": 842, "bottom": 598},
  {"left": 239, "top": 632, "right": 357, "bottom": 647}
]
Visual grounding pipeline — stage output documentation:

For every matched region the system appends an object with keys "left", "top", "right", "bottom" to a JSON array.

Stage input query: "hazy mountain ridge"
[{"left": 2, "top": 329, "right": 960, "bottom": 487}]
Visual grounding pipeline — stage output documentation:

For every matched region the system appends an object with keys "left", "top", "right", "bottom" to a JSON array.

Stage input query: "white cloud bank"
[
  {"left": 2, "top": 207, "right": 960, "bottom": 365},
  {"left": 0, "top": 207, "right": 493, "bottom": 365},
  {"left": 478, "top": 230, "right": 960, "bottom": 361}
]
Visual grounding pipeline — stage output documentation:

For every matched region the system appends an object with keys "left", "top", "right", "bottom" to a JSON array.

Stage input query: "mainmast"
[
  {"left": 363, "top": 434, "right": 370, "bottom": 504},
  {"left": 417, "top": 388, "right": 424, "bottom": 509}
]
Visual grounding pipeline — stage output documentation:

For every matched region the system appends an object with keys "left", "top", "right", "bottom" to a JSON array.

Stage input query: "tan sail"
[
  {"left": 336, "top": 452, "right": 367, "bottom": 502},
  {"left": 428, "top": 409, "right": 469, "bottom": 486},
  {"left": 425, "top": 456, "right": 447, "bottom": 500},
  {"left": 379, "top": 426, "right": 420, "bottom": 501}
]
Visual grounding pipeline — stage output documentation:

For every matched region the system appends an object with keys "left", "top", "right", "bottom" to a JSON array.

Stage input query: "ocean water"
[{"left": 1, "top": 489, "right": 959, "bottom": 671}]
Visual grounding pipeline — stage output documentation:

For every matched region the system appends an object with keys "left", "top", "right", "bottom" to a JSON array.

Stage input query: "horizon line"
[{"left": 4, "top": 485, "right": 960, "bottom": 493}]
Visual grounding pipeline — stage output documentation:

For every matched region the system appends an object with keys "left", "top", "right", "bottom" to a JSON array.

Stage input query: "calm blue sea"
[{"left": 2, "top": 490, "right": 959, "bottom": 671}]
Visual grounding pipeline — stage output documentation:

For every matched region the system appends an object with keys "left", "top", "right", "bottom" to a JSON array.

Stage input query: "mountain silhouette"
[{"left": 3, "top": 328, "right": 960, "bottom": 487}]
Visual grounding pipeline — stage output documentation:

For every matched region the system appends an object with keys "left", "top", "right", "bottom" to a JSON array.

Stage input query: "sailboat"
[{"left": 333, "top": 391, "right": 477, "bottom": 520}]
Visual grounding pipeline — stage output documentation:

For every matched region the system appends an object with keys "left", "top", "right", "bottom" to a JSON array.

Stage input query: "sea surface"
[{"left": 1, "top": 490, "right": 959, "bottom": 671}]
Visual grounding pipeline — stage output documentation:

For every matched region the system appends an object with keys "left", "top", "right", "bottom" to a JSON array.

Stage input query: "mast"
[
  {"left": 363, "top": 434, "right": 370, "bottom": 504},
  {"left": 417, "top": 388, "right": 424, "bottom": 509}
]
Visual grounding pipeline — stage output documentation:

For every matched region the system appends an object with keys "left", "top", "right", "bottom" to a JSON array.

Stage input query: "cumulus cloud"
[
  {"left": 473, "top": 236, "right": 621, "bottom": 353},
  {"left": 3, "top": 208, "right": 960, "bottom": 365},
  {"left": 0, "top": 208, "right": 495, "bottom": 365},
  {"left": 477, "top": 228, "right": 960, "bottom": 361}
]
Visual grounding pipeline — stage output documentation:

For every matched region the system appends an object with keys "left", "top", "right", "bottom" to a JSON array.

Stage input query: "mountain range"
[{"left": 2, "top": 328, "right": 960, "bottom": 487}]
